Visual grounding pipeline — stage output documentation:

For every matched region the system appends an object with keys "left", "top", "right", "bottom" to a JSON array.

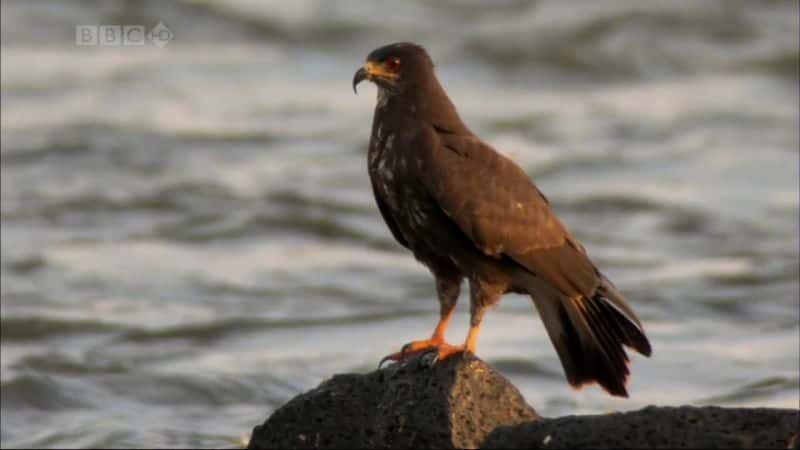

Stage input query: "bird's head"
[{"left": 352, "top": 42, "right": 434, "bottom": 95}]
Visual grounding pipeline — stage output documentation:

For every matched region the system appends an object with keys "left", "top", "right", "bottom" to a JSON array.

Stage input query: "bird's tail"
[{"left": 531, "top": 278, "right": 652, "bottom": 397}]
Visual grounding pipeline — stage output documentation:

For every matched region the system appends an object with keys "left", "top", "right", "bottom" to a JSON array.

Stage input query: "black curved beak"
[{"left": 352, "top": 67, "right": 367, "bottom": 94}]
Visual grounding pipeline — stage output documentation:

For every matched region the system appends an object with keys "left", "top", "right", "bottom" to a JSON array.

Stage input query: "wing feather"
[{"left": 416, "top": 127, "right": 599, "bottom": 297}]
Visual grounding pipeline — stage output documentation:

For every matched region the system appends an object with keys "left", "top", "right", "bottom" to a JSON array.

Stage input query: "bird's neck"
[{"left": 375, "top": 76, "right": 471, "bottom": 135}]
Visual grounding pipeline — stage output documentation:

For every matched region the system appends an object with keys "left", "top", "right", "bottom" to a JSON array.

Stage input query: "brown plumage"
[{"left": 353, "top": 42, "right": 651, "bottom": 397}]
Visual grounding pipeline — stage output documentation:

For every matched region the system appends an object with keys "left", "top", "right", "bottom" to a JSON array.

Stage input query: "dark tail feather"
[{"left": 533, "top": 281, "right": 651, "bottom": 397}]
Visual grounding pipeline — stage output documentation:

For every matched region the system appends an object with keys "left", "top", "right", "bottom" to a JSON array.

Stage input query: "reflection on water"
[{"left": 1, "top": 0, "right": 798, "bottom": 448}]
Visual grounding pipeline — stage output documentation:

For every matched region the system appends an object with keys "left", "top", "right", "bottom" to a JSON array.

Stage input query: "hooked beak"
[
  {"left": 353, "top": 61, "right": 399, "bottom": 94},
  {"left": 352, "top": 67, "right": 368, "bottom": 94}
]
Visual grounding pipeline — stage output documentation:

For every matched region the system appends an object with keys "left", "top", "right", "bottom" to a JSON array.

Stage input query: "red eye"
[{"left": 385, "top": 57, "right": 401, "bottom": 70}]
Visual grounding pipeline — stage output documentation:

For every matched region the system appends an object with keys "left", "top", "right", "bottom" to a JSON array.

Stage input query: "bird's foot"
[{"left": 378, "top": 339, "right": 466, "bottom": 368}]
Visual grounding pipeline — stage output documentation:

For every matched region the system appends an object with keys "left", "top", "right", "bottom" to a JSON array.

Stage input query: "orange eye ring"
[{"left": 385, "top": 57, "right": 401, "bottom": 70}]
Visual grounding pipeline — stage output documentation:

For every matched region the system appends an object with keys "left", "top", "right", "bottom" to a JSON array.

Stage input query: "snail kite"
[{"left": 353, "top": 43, "right": 651, "bottom": 397}]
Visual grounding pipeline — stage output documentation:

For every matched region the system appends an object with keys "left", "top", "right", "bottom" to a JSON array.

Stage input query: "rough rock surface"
[
  {"left": 248, "top": 353, "right": 538, "bottom": 449},
  {"left": 483, "top": 405, "right": 799, "bottom": 449},
  {"left": 248, "top": 354, "right": 799, "bottom": 449}
]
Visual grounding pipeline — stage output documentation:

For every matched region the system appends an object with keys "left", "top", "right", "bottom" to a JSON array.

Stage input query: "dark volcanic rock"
[
  {"left": 483, "top": 405, "right": 799, "bottom": 449},
  {"left": 248, "top": 353, "right": 799, "bottom": 449},
  {"left": 247, "top": 353, "right": 538, "bottom": 449}
]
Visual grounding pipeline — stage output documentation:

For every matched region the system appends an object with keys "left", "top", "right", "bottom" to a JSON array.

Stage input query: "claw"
[
  {"left": 378, "top": 353, "right": 400, "bottom": 369},
  {"left": 378, "top": 343, "right": 417, "bottom": 368},
  {"left": 419, "top": 348, "right": 440, "bottom": 368},
  {"left": 378, "top": 342, "right": 420, "bottom": 369},
  {"left": 379, "top": 339, "right": 466, "bottom": 370}
]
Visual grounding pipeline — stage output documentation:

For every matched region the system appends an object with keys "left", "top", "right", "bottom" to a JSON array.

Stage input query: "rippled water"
[{"left": 1, "top": 0, "right": 798, "bottom": 448}]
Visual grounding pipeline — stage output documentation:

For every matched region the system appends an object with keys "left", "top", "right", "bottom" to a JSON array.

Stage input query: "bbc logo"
[{"left": 76, "top": 22, "right": 173, "bottom": 47}]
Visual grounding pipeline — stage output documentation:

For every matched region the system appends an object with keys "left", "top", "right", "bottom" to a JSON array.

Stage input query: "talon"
[
  {"left": 378, "top": 353, "right": 400, "bottom": 369},
  {"left": 419, "top": 348, "right": 439, "bottom": 368},
  {"left": 379, "top": 339, "right": 466, "bottom": 369},
  {"left": 379, "top": 338, "right": 442, "bottom": 368}
]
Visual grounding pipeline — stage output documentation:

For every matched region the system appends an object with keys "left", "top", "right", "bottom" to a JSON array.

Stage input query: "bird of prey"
[{"left": 353, "top": 42, "right": 651, "bottom": 397}]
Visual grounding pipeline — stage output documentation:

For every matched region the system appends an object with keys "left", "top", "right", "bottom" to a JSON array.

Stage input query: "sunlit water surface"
[{"left": 1, "top": 1, "right": 798, "bottom": 447}]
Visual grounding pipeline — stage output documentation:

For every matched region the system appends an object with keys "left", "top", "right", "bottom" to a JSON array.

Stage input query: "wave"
[
  {"left": 463, "top": 2, "right": 798, "bottom": 79},
  {"left": 1, "top": 369, "right": 295, "bottom": 412},
  {"left": 1, "top": 177, "right": 400, "bottom": 251},
  {"left": 117, "top": 310, "right": 429, "bottom": 344},
  {"left": 0, "top": 316, "right": 122, "bottom": 341},
  {"left": 12, "top": 352, "right": 129, "bottom": 376},
  {"left": 559, "top": 193, "right": 671, "bottom": 214},
  {"left": 1, "top": 122, "right": 278, "bottom": 166},
  {"left": 3, "top": 1, "right": 796, "bottom": 79},
  {"left": 0, "top": 374, "right": 93, "bottom": 410},
  {"left": 696, "top": 376, "right": 800, "bottom": 405},
  {"left": 0, "top": 308, "right": 429, "bottom": 344},
  {"left": 488, "top": 357, "right": 563, "bottom": 380},
  {"left": 0, "top": 181, "right": 239, "bottom": 225},
  {"left": 1, "top": 0, "right": 372, "bottom": 48}
]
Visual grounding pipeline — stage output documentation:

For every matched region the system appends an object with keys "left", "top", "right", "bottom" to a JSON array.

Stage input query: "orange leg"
[
  {"left": 429, "top": 322, "right": 481, "bottom": 361},
  {"left": 379, "top": 306, "right": 484, "bottom": 366},
  {"left": 377, "top": 274, "right": 499, "bottom": 367},
  {"left": 379, "top": 305, "right": 455, "bottom": 366},
  {"left": 425, "top": 278, "right": 493, "bottom": 363}
]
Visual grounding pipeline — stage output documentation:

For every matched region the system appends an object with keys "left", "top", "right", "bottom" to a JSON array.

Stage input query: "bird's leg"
[
  {"left": 379, "top": 278, "right": 501, "bottom": 367},
  {"left": 426, "top": 278, "right": 501, "bottom": 362},
  {"left": 428, "top": 287, "right": 489, "bottom": 362},
  {"left": 397, "top": 301, "right": 455, "bottom": 354},
  {"left": 379, "top": 275, "right": 461, "bottom": 367}
]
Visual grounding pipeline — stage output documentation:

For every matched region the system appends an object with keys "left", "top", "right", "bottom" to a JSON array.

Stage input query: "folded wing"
[{"left": 416, "top": 127, "right": 600, "bottom": 298}]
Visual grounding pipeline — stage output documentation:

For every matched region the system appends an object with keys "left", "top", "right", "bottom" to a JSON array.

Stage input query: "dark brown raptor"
[{"left": 353, "top": 42, "right": 651, "bottom": 397}]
